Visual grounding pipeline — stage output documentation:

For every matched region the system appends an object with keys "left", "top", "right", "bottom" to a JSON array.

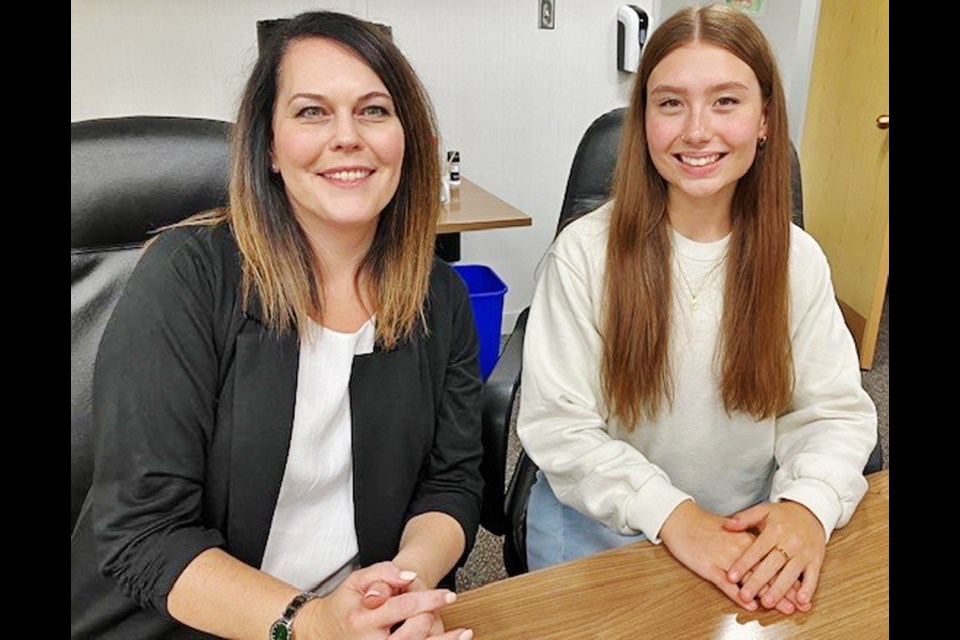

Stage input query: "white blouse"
[{"left": 260, "top": 318, "right": 375, "bottom": 591}]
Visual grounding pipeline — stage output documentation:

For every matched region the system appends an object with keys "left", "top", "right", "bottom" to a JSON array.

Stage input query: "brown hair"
[
  {"left": 602, "top": 4, "right": 793, "bottom": 427},
  {"left": 176, "top": 11, "right": 440, "bottom": 348}
]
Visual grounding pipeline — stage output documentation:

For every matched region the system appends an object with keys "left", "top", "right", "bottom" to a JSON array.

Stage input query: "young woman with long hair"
[{"left": 518, "top": 4, "right": 877, "bottom": 615}]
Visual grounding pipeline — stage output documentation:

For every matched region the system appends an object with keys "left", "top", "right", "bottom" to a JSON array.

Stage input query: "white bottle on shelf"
[{"left": 447, "top": 150, "right": 461, "bottom": 186}]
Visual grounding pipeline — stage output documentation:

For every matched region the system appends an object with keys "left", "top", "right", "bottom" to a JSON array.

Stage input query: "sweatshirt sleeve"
[
  {"left": 771, "top": 231, "right": 878, "bottom": 541},
  {"left": 517, "top": 236, "right": 691, "bottom": 543}
]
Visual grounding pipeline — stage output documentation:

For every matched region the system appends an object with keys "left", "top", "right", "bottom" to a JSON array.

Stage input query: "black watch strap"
[{"left": 269, "top": 591, "right": 317, "bottom": 640}]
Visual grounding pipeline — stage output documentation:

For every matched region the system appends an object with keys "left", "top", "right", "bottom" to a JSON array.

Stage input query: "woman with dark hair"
[
  {"left": 72, "top": 11, "right": 480, "bottom": 640},
  {"left": 518, "top": 4, "right": 876, "bottom": 616}
]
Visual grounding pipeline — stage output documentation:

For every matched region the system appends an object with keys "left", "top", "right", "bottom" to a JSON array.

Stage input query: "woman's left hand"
[
  {"left": 361, "top": 512, "right": 468, "bottom": 637},
  {"left": 361, "top": 574, "right": 445, "bottom": 636},
  {"left": 405, "top": 576, "right": 446, "bottom": 636},
  {"left": 722, "top": 501, "right": 826, "bottom": 612}
]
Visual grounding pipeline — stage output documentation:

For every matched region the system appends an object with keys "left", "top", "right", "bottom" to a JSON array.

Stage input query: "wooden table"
[
  {"left": 437, "top": 178, "right": 532, "bottom": 233},
  {"left": 435, "top": 178, "right": 532, "bottom": 261},
  {"left": 444, "top": 470, "right": 889, "bottom": 639}
]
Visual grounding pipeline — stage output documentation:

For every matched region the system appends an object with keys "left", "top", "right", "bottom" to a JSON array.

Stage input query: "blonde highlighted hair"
[{"left": 174, "top": 11, "right": 440, "bottom": 349}]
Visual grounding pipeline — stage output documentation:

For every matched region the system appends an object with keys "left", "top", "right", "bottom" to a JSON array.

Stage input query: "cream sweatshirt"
[{"left": 517, "top": 202, "right": 877, "bottom": 544}]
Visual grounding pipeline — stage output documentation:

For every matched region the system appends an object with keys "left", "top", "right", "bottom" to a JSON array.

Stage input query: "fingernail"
[
  {"left": 728, "top": 570, "right": 740, "bottom": 582},
  {"left": 459, "top": 630, "right": 474, "bottom": 640},
  {"left": 399, "top": 571, "right": 417, "bottom": 581},
  {"left": 445, "top": 591, "right": 457, "bottom": 604},
  {"left": 746, "top": 601, "right": 757, "bottom": 611},
  {"left": 363, "top": 589, "right": 381, "bottom": 599}
]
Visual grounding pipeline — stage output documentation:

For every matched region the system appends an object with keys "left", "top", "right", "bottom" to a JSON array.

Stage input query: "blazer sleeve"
[
  {"left": 404, "top": 265, "right": 484, "bottom": 564},
  {"left": 771, "top": 232, "right": 878, "bottom": 541},
  {"left": 91, "top": 228, "right": 226, "bottom": 615}
]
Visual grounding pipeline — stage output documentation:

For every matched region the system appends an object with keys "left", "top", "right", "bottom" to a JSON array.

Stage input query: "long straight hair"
[
  {"left": 602, "top": 4, "right": 794, "bottom": 428},
  {"left": 177, "top": 11, "right": 440, "bottom": 349}
]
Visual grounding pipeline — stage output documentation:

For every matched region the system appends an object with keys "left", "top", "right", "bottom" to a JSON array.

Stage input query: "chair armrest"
[
  {"left": 478, "top": 308, "right": 528, "bottom": 536},
  {"left": 864, "top": 438, "right": 884, "bottom": 475},
  {"left": 503, "top": 449, "right": 538, "bottom": 576}
]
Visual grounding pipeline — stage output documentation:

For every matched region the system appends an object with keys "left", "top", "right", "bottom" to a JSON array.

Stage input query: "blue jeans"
[{"left": 526, "top": 470, "right": 646, "bottom": 571}]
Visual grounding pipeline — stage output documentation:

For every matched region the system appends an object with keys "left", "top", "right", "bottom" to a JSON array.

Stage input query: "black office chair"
[
  {"left": 71, "top": 116, "right": 232, "bottom": 533},
  {"left": 480, "top": 106, "right": 883, "bottom": 576},
  {"left": 477, "top": 108, "right": 627, "bottom": 548}
]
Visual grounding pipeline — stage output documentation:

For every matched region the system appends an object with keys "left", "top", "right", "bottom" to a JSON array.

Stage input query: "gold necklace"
[{"left": 672, "top": 252, "right": 726, "bottom": 310}]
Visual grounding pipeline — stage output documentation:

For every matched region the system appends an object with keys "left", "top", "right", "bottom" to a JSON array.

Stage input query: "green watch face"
[
  {"left": 269, "top": 620, "right": 291, "bottom": 640},
  {"left": 270, "top": 591, "right": 315, "bottom": 640}
]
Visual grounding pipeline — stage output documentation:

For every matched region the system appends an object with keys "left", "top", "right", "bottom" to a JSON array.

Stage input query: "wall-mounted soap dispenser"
[{"left": 617, "top": 2, "right": 657, "bottom": 73}]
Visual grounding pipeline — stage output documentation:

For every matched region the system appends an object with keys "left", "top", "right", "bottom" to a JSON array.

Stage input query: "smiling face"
[
  {"left": 271, "top": 37, "right": 405, "bottom": 245},
  {"left": 645, "top": 42, "right": 767, "bottom": 214}
]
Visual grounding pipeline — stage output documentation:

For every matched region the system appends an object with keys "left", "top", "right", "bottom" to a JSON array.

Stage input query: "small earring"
[
  {"left": 757, "top": 136, "right": 767, "bottom": 151},
  {"left": 270, "top": 162, "right": 279, "bottom": 173}
]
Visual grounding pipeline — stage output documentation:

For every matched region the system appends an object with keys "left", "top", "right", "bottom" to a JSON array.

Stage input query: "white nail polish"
[
  {"left": 399, "top": 570, "right": 417, "bottom": 581},
  {"left": 459, "top": 630, "right": 474, "bottom": 640},
  {"left": 445, "top": 591, "right": 457, "bottom": 604}
]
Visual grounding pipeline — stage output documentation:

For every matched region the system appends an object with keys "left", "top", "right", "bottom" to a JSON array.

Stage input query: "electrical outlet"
[{"left": 539, "top": 0, "right": 555, "bottom": 30}]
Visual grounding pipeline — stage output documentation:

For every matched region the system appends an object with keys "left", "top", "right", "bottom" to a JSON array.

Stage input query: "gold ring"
[{"left": 772, "top": 545, "right": 790, "bottom": 562}]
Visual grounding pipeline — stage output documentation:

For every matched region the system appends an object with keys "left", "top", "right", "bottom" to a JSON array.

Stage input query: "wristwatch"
[{"left": 268, "top": 591, "right": 318, "bottom": 640}]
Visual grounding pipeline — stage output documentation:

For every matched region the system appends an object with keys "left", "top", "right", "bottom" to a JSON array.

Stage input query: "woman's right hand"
[
  {"left": 658, "top": 500, "right": 761, "bottom": 612},
  {"left": 300, "top": 562, "right": 471, "bottom": 639}
]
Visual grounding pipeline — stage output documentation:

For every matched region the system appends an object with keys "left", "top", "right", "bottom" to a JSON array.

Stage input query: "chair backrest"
[
  {"left": 71, "top": 116, "right": 231, "bottom": 532},
  {"left": 555, "top": 108, "right": 626, "bottom": 236}
]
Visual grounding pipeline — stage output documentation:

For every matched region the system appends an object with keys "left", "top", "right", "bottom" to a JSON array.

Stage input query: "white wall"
[
  {"left": 368, "top": 0, "right": 643, "bottom": 331},
  {"left": 72, "top": 0, "right": 819, "bottom": 332},
  {"left": 71, "top": 0, "right": 366, "bottom": 122}
]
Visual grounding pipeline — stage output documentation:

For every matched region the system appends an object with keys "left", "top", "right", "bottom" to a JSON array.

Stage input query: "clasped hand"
[
  {"left": 660, "top": 499, "right": 824, "bottom": 615},
  {"left": 303, "top": 562, "right": 471, "bottom": 639},
  {"left": 723, "top": 500, "right": 826, "bottom": 613}
]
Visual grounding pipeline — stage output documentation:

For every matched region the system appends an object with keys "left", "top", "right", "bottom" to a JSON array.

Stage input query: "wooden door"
[{"left": 800, "top": 0, "right": 889, "bottom": 369}]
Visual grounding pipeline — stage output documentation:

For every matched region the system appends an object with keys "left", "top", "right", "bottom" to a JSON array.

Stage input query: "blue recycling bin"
[{"left": 452, "top": 264, "right": 508, "bottom": 381}]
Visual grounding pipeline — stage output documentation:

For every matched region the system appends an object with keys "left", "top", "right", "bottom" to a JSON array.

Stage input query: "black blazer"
[{"left": 71, "top": 224, "right": 484, "bottom": 639}]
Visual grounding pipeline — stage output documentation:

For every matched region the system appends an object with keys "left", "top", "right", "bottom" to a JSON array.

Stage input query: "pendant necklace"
[{"left": 672, "top": 251, "right": 726, "bottom": 310}]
